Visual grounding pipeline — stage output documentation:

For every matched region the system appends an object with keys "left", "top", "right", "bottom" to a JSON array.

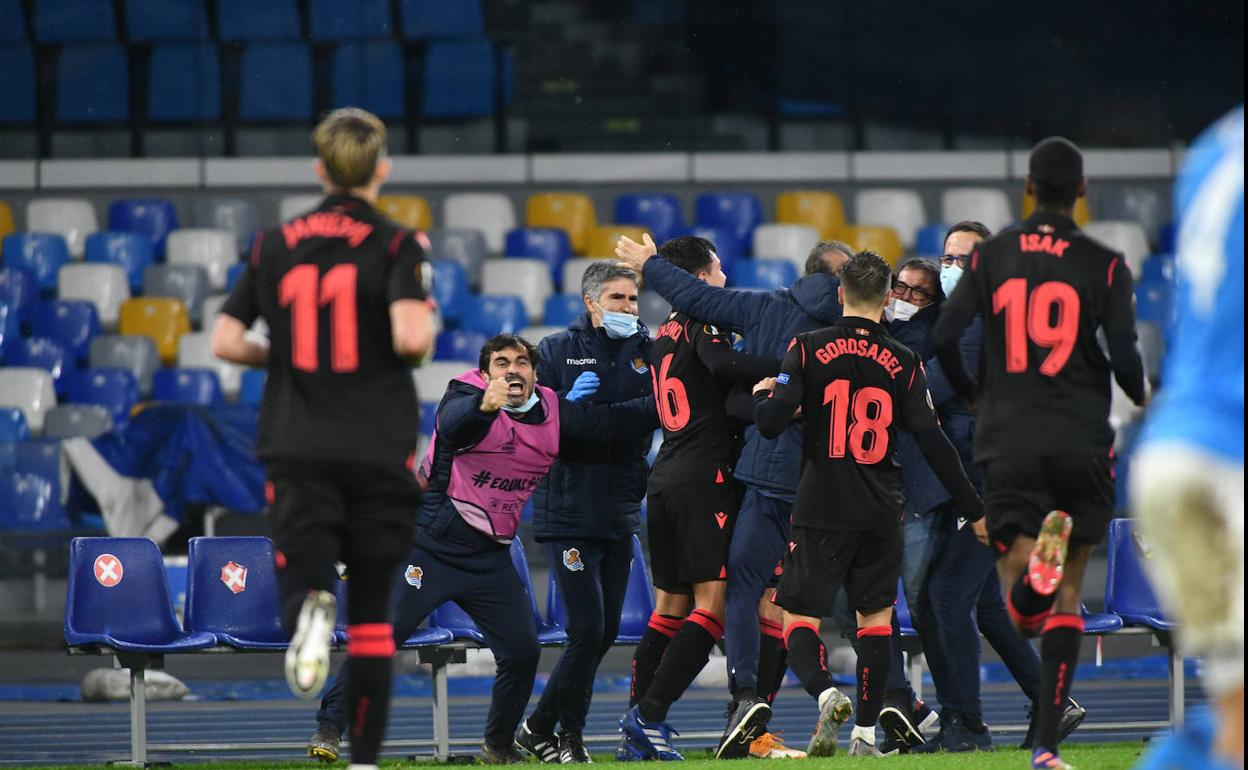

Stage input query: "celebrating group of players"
[{"left": 211, "top": 106, "right": 1244, "bottom": 770}]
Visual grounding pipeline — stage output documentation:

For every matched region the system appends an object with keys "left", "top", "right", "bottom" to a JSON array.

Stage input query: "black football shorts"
[
  {"left": 774, "top": 524, "right": 902, "bottom": 618},
  {"left": 982, "top": 451, "right": 1115, "bottom": 551},
  {"left": 646, "top": 481, "right": 740, "bottom": 594}
]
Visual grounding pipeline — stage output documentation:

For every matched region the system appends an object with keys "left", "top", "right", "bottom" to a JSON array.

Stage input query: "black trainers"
[
  {"left": 910, "top": 712, "right": 958, "bottom": 754},
  {"left": 1020, "top": 697, "right": 1086, "bottom": 749},
  {"left": 306, "top": 721, "right": 341, "bottom": 763},
  {"left": 481, "top": 743, "right": 527, "bottom": 764},
  {"left": 559, "top": 730, "right": 592, "bottom": 764},
  {"left": 878, "top": 702, "right": 925, "bottom": 753},
  {"left": 715, "top": 696, "right": 772, "bottom": 759},
  {"left": 516, "top": 719, "right": 561, "bottom": 763}
]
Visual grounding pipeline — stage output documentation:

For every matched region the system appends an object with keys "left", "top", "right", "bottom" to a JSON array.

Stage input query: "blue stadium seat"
[
  {"left": 1081, "top": 603, "right": 1125, "bottom": 635},
  {"left": 11, "top": 336, "right": 77, "bottom": 396},
  {"left": 0, "top": 265, "right": 38, "bottom": 325},
  {"left": 215, "top": 0, "right": 301, "bottom": 41},
  {"left": 0, "top": 470, "right": 68, "bottom": 531},
  {"left": 510, "top": 538, "right": 566, "bottom": 645},
  {"left": 125, "top": 0, "right": 209, "bottom": 42},
  {"left": 914, "top": 223, "right": 949, "bottom": 257},
  {"left": 34, "top": 0, "right": 117, "bottom": 42},
  {"left": 238, "top": 43, "right": 313, "bottom": 121},
  {"left": 225, "top": 262, "right": 248, "bottom": 292},
  {"left": 152, "top": 368, "right": 223, "bottom": 405},
  {"left": 84, "top": 232, "right": 154, "bottom": 292},
  {"left": 546, "top": 535, "right": 653, "bottom": 643},
  {"left": 1136, "top": 277, "right": 1175, "bottom": 325},
  {"left": 894, "top": 578, "right": 918, "bottom": 637},
  {"left": 238, "top": 368, "right": 266, "bottom": 406},
  {"left": 461, "top": 295, "right": 526, "bottom": 337},
  {"left": 615, "top": 194, "right": 685, "bottom": 245},
  {"left": 434, "top": 329, "right": 487, "bottom": 362},
  {"left": 0, "top": 0, "right": 25, "bottom": 43},
  {"left": 422, "top": 40, "right": 500, "bottom": 119},
  {"left": 33, "top": 299, "right": 101, "bottom": 364},
  {"left": 419, "top": 400, "right": 438, "bottom": 437},
  {"left": 730, "top": 258, "right": 798, "bottom": 290},
  {"left": 1158, "top": 222, "right": 1176, "bottom": 254},
  {"left": 56, "top": 44, "right": 129, "bottom": 124},
  {"left": 429, "top": 539, "right": 561, "bottom": 644},
  {"left": 683, "top": 224, "right": 743, "bottom": 276},
  {"left": 400, "top": 0, "right": 484, "bottom": 39},
  {"left": 148, "top": 44, "right": 220, "bottom": 122},
  {"left": 310, "top": 0, "right": 394, "bottom": 40},
  {"left": 430, "top": 601, "right": 484, "bottom": 643},
  {"left": 694, "top": 192, "right": 763, "bottom": 252},
  {"left": 71, "top": 368, "right": 140, "bottom": 428},
  {"left": 0, "top": 407, "right": 28, "bottom": 443},
  {"left": 0, "top": 302, "right": 17, "bottom": 363},
  {"left": 1105, "top": 518, "right": 1174, "bottom": 630},
  {"left": 107, "top": 199, "right": 179, "bottom": 259},
  {"left": 184, "top": 537, "right": 287, "bottom": 649},
  {"left": 0, "top": 45, "right": 35, "bottom": 124},
  {"left": 504, "top": 228, "right": 572, "bottom": 285},
  {"left": 429, "top": 259, "right": 469, "bottom": 326},
  {"left": 330, "top": 42, "right": 405, "bottom": 119},
  {"left": 543, "top": 294, "right": 583, "bottom": 327},
  {"left": 1141, "top": 251, "right": 1175, "bottom": 286},
  {"left": 3, "top": 233, "right": 71, "bottom": 293}
]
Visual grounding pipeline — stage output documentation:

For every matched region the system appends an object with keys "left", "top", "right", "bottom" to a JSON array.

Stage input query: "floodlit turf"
[{"left": 17, "top": 742, "right": 1146, "bottom": 770}]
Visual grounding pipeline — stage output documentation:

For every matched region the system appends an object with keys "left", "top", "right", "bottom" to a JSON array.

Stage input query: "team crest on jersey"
[
  {"left": 856, "top": 328, "right": 870, "bottom": 336},
  {"left": 630, "top": 358, "right": 649, "bottom": 374},
  {"left": 563, "top": 549, "right": 585, "bottom": 572},
  {"left": 404, "top": 565, "right": 424, "bottom": 588}
]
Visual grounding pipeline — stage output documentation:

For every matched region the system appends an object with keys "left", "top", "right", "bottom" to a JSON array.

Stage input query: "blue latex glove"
[{"left": 566, "top": 371, "right": 600, "bottom": 402}]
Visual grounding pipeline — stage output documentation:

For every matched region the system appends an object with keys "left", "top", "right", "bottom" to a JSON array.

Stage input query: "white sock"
[{"left": 851, "top": 724, "right": 876, "bottom": 744}]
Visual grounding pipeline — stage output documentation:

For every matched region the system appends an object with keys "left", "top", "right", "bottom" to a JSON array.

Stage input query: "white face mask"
[{"left": 885, "top": 298, "right": 922, "bottom": 322}]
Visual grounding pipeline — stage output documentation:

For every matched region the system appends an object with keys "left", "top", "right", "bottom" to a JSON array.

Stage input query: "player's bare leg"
[{"left": 781, "top": 612, "right": 852, "bottom": 756}]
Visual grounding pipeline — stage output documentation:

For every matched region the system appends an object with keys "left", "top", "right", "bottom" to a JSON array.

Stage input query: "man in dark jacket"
[
  {"left": 517, "top": 262, "right": 654, "bottom": 763},
  {"left": 615, "top": 235, "right": 850, "bottom": 759}
]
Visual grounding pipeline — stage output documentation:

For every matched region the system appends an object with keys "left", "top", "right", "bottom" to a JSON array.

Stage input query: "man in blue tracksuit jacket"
[
  {"left": 516, "top": 262, "right": 655, "bottom": 763},
  {"left": 616, "top": 236, "right": 851, "bottom": 754}
]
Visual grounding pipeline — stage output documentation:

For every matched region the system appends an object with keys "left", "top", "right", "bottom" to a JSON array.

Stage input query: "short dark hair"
[
  {"left": 1029, "top": 136, "right": 1084, "bottom": 209},
  {"left": 896, "top": 257, "right": 943, "bottom": 301},
  {"left": 804, "top": 240, "right": 855, "bottom": 276},
  {"left": 839, "top": 251, "right": 893, "bottom": 306},
  {"left": 658, "top": 235, "right": 716, "bottom": 276},
  {"left": 944, "top": 220, "right": 992, "bottom": 245},
  {"left": 478, "top": 334, "right": 538, "bottom": 372}
]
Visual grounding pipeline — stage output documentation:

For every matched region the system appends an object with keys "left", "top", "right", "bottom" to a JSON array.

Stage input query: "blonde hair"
[{"left": 312, "top": 108, "right": 387, "bottom": 190}]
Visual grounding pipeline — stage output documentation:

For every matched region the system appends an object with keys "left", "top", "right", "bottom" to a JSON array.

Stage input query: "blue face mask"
[
  {"left": 596, "top": 303, "right": 639, "bottom": 339},
  {"left": 940, "top": 264, "right": 964, "bottom": 297},
  {"left": 502, "top": 389, "right": 540, "bottom": 414}
]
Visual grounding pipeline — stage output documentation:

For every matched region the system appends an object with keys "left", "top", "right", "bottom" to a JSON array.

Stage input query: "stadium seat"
[
  {"left": 0, "top": 471, "right": 66, "bottom": 531},
  {"left": 1022, "top": 191, "right": 1091, "bottom": 227},
  {"left": 614, "top": 194, "right": 685, "bottom": 245},
  {"left": 143, "top": 264, "right": 210, "bottom": 323},
  {"left": 10, "top": 336, "right": 77, "bottom": 397},
  {"left": 330, "top": 42, "right": 405, "bottom": 119},
  {"left": 309, "top": 0, "right": 393, "bottom": 40},
  {"left": 107, "top": 199, "right": 179, "bottom": 259},
  {"left": 638, "top": 290, "right": 670, "bottom": 333},
  {"left": 215, "top": 0, "right": 301, "bottom": 41},
  {"left": 426, "top": 228, "right": 488, "bottom": 288},
  {"left": 1, "top": 264, "right": 38, "bottom": 325},
  {"left": 56, "top": 44, "right": 129, "bottom": 124},
  {"left": 419, "top": 399, "right": 438, "bottom": 437},
  {"left": 695, "top": 192, "right": 764, "bottom": 252},
  {"left": 3, "top": 233, "right": 71, "bottom": 292},
  {"left": 1083, "top": 221, "right": 1151, "bottom": 278},
  {"left": 152, "top": 368, "right": 224, "bottom": 405},
  {"left": 546, "top": 534, "right": 654, "bottom": 644},
  {"left": 434, "top": 329, "right": 488, "bottom": 363},
  {"left": 191, "top": 198, "right": 258, "bottom": 256},
  {"left": 526, "top": 193, "right": 597, "bottom": 256},
  {"left": 376, "top": 195, "right": 433, "bottom": 231},
  {"left": 83, "top": 231, "right": 153, "bottom": 293},
  {"left": 1080, "top": 603, "right": 1125, "bottom": 635},
  {"left": 518, "top": 325, "right": 564, "bottom": 343},
  {"left": 147, "top": 44, "right": 220, "bottom": 123},
  {"left": 125, "top": 0, "right": 210, "bottom": 42},
  {"left": 34, "top": 0, "right": 117, "bottom": 42},
  {"left": 776, "top": 190, "right": 846, "bottom": 240},
  {"left": 561, "top": 259, "right": 601, "bottom": 299},
  {"left": 278, "top": 194, "right": 322, "bottom": 223},
  {"left": 504, "top": 228, "right": 572, "bottom": 285},
  {"left": 460, "top": 295, "right": 527, "bottom": 337},
  {"left": 429, "top": 259, "right": 469, "bottom": 326},
  {"left": 238, "top": 43, "right": 313, "bottom": 121},
  {"left": 752, "top": 224, "right": 820, "bottom": 274},
  {"left": 941, "top": 188, "right": 1013, "bottom": 235},
  {"left": 511, "top": 539, "right": 566, "bottom": 646},
  {"left": 199, "top": 294, "right": 227, "bottom": 328},
  {"left": 585, "top": 225, "right": 649, "bottom": 259},
  {"left": 226, "top": 262, "right": 248, "bottom": 291},
  {"left": 443, "top": 194, "right": 516, "bottom": 255},
  {"left": 842, "top": 224, "right": 905, "bottom": 267},
  {"left": 731, "top": 258, "right": 799, "bottom": 291},
  {"left": 33, "top": 299, "right": 100, "bottom": 364},
  {"left": 0, "top": 302, "right": 16, "bottom": 363},
  {"left": 178, "top": 331, "right": 243, "bottom": 399},
  {"left": 401, "top": 0, "right": 484, "bottom": 39},
  {"left": 413, "top": 361, "right": 468, "bottom": 404},
  {"left": 26, "top": 198, "right": 98, "bottom": 259},
  {"left": 429, "top": 600, "right": 484, "bottom": 643},
  {"left": 43, "top": 404, "right": 113, "bottom": 439},
  {"left": 1158, "top": 222, "right": 1176, "bottom": 254},
  {"left": 1105, "top": 518, "right": 1174, "bottom": 631},
  {"left": 238, "top": 369, "right": 266, "bottom": 406},
  {"left": 0, "top": 201, "right": 14, "bottom": 239},
  {"left": 855, "top": 189, "right": 927, "bottom": 250},
  {"left": 0, "top": 407, "right": 28, "bottom": 443},
  {"left": 118, "top": 298, "right": 190, "bottom": 366},
  {"left": 57, "top": 263, "right": 129, "bottom": 329},
  {"left": 544, "top": 294, "right": 585, "bottom": 327},
  {"left": 422, "top": 40, "right": 501, "bottom": 119},
  {"left": 71, "top": 368, "right": 140, "bottom": 428},
  {"left": 0, "top": 44, "right": 35, "bottom": 125},
  {"left": 166, "top": 230, "right": 237, "bottom": 292},
  {"left": 1102, "top": 186, "right": 1167, "bottom": 250},
  {"left": 914, "top": 223, "right": 949, "bottom": 257},
  {"left": 185, "top": 536, "right": 287, "bottom": 649},
  {"left": 0, "top": 367, "right": 56, "bottom": 435},
  {"left": 481, "top": 259, "right": 554, "bottom": 323},
  {"left": 0, "top": 0, "right": 25, "bottom": 43},
  {"left": 682, "top": 225, "right": 744, "bottom": 276}
]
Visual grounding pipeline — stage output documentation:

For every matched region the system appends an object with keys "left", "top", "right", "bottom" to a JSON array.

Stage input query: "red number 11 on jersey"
[{"left": 279, "top": 263, "right": 359, "bottom": 373}]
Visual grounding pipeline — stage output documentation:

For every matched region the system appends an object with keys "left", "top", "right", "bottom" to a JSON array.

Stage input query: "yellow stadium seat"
[
  {"left": 586, "top": 225, "right": 650, "bottom": 258},
  {"left": 526, "top": 193, "right": 597, "bottom": 255},
  {"left": 776, "top": 190, "right": 846, "bottom": 240},
  {"left": 119, "top": 298, "right": 191, "bottom": 365},
  {"left": 376, "top": 195, "right": 433, "bottom": 230},
  {"left": 843, "top": 225, "right": 905, "bottom": 267},
  {"left": 0, "top": 201, "right": 14, "bottom": 240},
  {"left": 1022, "top": 191, "right": 1091, "bottom": 227}
]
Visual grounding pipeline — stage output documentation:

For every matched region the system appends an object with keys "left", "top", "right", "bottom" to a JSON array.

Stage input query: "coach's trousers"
[{"left": 724, "top": 487, "right": 792, "bottom": 694}]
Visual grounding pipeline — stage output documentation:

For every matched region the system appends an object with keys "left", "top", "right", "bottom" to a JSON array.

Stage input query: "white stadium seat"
[
  {"left": 191, "top": 197, "right": 260, "bottom": 255},
  {"left": 178, "top": 331, "right": 244, "bottom": 399},
  {"left": 57, "top": 263, "right": 130, "bottom": 329},
  {"left": 166, "top": 229, "right": 238, "bottom": 291},
  {"left": 1082, "top": 220, "right": 1151, "bottom": 278},
  {"left": 443, "top": 193, "right": 517, "bottom": 255},
  {"left": 854, "top": 189, "right": 927, "bottom": 249},
  {"left": 0, "top": 367, "right": 58, "bottom": 435},
  {"left": 278, "top": 194, "right": 323, "bottom": 223},
  {"left": 143, "top": 264, "right": 210, "bottom": 323},
  {"left": 941, "top": 187, "right": 1014, "bottom": 234},
  {"left": 413, "top": 361, "right": 471, "bottom": 404},
  {"left": 26, "top": 197, "right": 98, "bottom": 259},
  {"left": 200, "top": 294, "right": 228, "bottom": 328},
  {"left": 519, "top": 325, "right": 566, "bottom": 344},
  {"left": 752, "top": 224, "right": 820, "bottom": 274},
  {"left": 638, "top": 290, "right": 671, "bottom": 334},
  {"left": 481, "top": 258, "right": 554, "bottom": 323},
  {"left": 562, "top": 259, "right": 605, "bottom": 297}
]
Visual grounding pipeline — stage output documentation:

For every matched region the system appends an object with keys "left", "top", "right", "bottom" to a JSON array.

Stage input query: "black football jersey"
[
  {"left": 938, "top": 212, "right": 1140, "bottom": 461},
  {"left": 758, "top": 317, "right": 939, "bottom": 530},
  {"left": 221, "top": 193, "right": 428, "bottom": 465}
]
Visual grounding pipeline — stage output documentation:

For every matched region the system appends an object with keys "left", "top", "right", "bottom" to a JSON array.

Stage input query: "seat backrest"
[
  {"left": 238, "top": 43, "right": 312, "bottom": 121},
  {"left": 614, "top": 194, "right": 685, "bottom": 244},
  {"left": 429, "top": 259, "right": 469, "bottom": 324},
  {"left": 730, "top": 258, "right": 798, "bottom": 291},
  {"left": 433, "top": 329, "right": 488, "bottom": 362},
  {"left": 0, "top": 44, "right": 35, "bottom": 124},
  {"left": 125, "top": 0, "right": 210, "bottom": 42},
  {"left": 191, "top": 197, "right": 258, "bottom": 255},
  {"left": 0, "top": 367, "right": 56, "bottom": 434},
  {"left": 26, "top": 198, "right": 99, "bottom": 258},
  {"left": 427, "top": 228, "right": 489, "bottom": 286},
  {"left": 330, "top": 42, "right": 405, "bottom": 119},
  {"left": 185, "top": 536, "right": 286, "bottom": 643},
  {"left": 401, "top": 0, "right": 484, "bottom": 39},
  {"left": 310, "top": 0, "right": 393, "bottom": 40},
  {"left": 148, "top": 43, "right": 220, "bottom": 122},
  {"left": 519, "top": 325, "right": 564, "bottom": 344},
  {"left": 0, "top": 301, "right": 15, "bottom": 362},
  {"left": 854, "top": 189, "right": 927, "bottom": 249},
  {"left": 200, "top": 294, "right": 228, "bottom": 328},
  {"left": 152, "top": 367, "right": 224, "bottom": 405},
  {"left": 0, "top": 470, "right": 67, "bottom": 531},
  {"left": 89, "top": 334, "right": 159, "bottom": 394},
  {"left": 65, "top": 537, "right": 185, "bottom": 646},
  {"left": 238, "top": 368, "right": 267, "bottom": 406},
  {"left": 752, "top": 224, "right": 820, "bottom": 273},
  {"left": 3, "top": 232, "right": 71, "bottom": 291},
  {"left": 0, "top": 264, "right": 36, "bottom": 324},
  {"left": 508, "top": 538, "right": 547, "bottom": 628},
  {"left": 561, "top": 259, "right": 602, "bottom": 300},
  {"left": 914, "top": 223, "right": 949, "bottom": 258},
  {"left": 526, "top": 193, "right": 597, "bottom": 255},
  {"left": 683, "top": 225, "right": 744, "bottom": 276},
  {"left": 0, "top": 406, "right": 28, "bottom": 442},
  {"left": 546, "top": 534, "right": 655, "bottom": 639},
  {"left": 107, "top": 199, "right": 179, "bottom": 258},
  {"left": 72, "top": 367, "right": 140, "bottom": 427},
  {"left": 177, "top": 330, "right": 243, "bottom": 398},
  {"left": 585, "top": 225, "right": 649, "bottom": 260},
  {"left": 56, "top": 44, "right": 129, "bottom": 124},
  {"left": 216, "top": 0, "right": 301, "bottom": 41},
  {"left": 481, "top": 259, "right": 553, "bottom": 322},
  {"left": 462, "top": 295, "right": 527, "bottom": 336},
  {"left": 776, "top": 190, "right": 846, "bottom": 240},
  {"left": 941, "top": 188, "right": 1013, "bottom": 235},
  {"left": 278, "top": 194, "right": 323, "bottom": 223},
  {"left": 57, "top": 263, "right": 129, "bottom": 329},
  {"left": 33, "top": 299, "right": 99, "bottom": 363},
  {"left": 376, "top": 194, "right": 433, "bottom": 230},
  {"left": 119, "top": 297, "right": 191, "bottom": 365},
  {"left": 444, "top": 194, "right": 516, "bottom": 254},
  {"left": 166, "top": 229, "right": 237, "bottom": 291},
  {"left": 694, "top": 192, "right": 763, "bottom": 248},
  {"left": 638, "top": 290, "right": 670, "bottom": 333},
  {"left": 1099, "top": 186, "right": 1165, "bottom": 250},
  {"left": 35, "top": 0, "right": 116, "bottom": 42},
  {"left": 412, "top": 361, "right": 469, "bottom": 404},
  {"left": 504, "top": 228, "right": 572, "bottom": 282},
  {"left": 1104, "top": 517, "right": 1170, "bottom": 627},
  {"left": 543, "top": 294, "right": 584, "bottom": 327},
  {"left": 843, "top": 224, "right": 905, "bottom": 267},
  {"left": 83, "top": 231, "right": 153, "bottom": 292},
  {"left": 11, "top": 336, "right": 76, "bottom": 397},
  {"left": 1082, "top": 221, "right": 1151, "bottom": 278},
  {"left": 143, "top": 264, "right": 209, "bottom": 322},
  {"left": 43, "top": 403, "right": 113, "bottom": 439}
]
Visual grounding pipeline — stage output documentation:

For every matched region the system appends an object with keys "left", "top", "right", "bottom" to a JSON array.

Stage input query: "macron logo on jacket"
[{"left": 566, "top": 357, "right": 597, "bottom": 365}]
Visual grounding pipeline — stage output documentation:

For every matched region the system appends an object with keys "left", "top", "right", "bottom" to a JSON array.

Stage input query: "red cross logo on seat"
[
  {"left": 220, "top": 561, "right": 248, "bottom": 594},
  {"left": 93, "top": 554, "right": 123, "bottom": 587}
]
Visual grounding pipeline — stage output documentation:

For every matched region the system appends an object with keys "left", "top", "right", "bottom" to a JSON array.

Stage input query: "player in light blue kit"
[{"left": 1132, "top": 105, "right": 1243, "bottom": 770}]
